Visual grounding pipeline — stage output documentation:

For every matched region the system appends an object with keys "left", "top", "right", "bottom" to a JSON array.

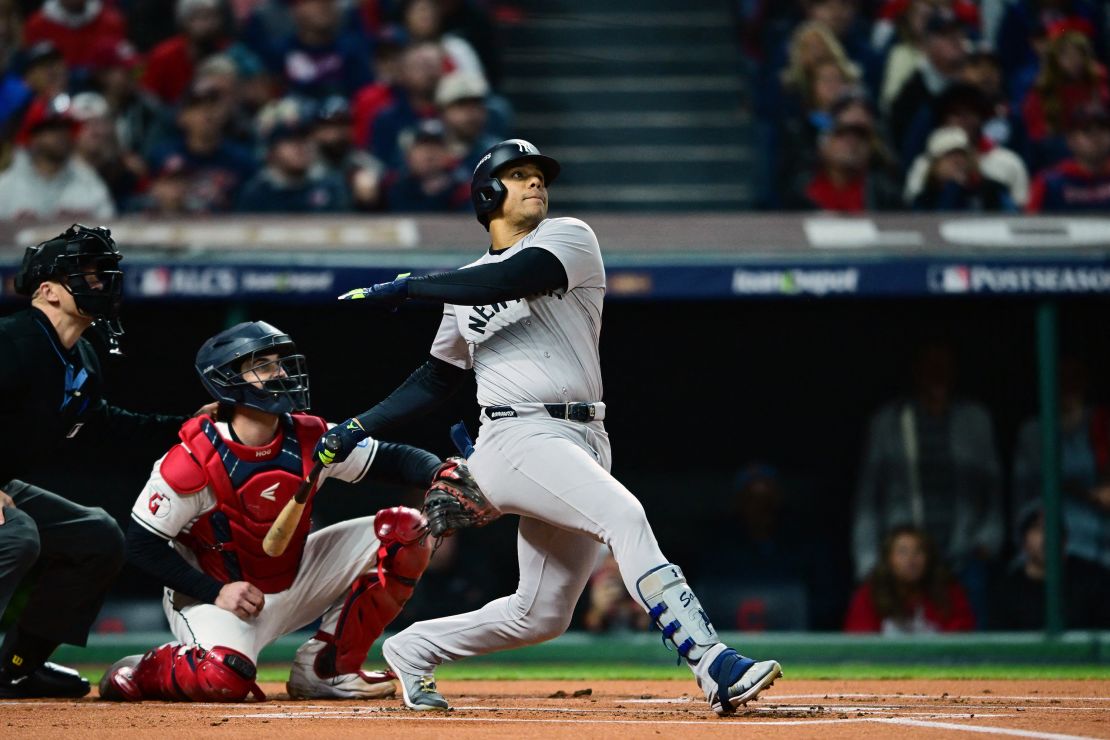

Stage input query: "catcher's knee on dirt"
[
  {"left": 315, "top": 506, "right": 432, "bottom": 678},
  {"left": 104, "top": 643, "right": 265, "bottom": 702}
]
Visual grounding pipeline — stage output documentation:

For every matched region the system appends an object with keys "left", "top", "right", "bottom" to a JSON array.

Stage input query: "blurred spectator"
[
  {"left": 780, "top": 21, "right": 861, "bottom": 117},
  {"left": 436, "top": 69, "right": 496, "bottom": 171},
  {"left": 852, "top": 340, "right": 1002, "bottom": 623},
  {"left": 800, "top": 0, "right": 880, "bottom": 92},
  {"left": 311, "top": 94, "right": 383, "bottom": 210},
  {"left": 0, "top": 93, "right": 115, "bottom": 219},
  {"left": 436, "top": 0, "right": 500, "bottom": 87},
  {"left": 350, "top": 24, "right": 408, "bottom": 149},
  {"left": 0, "top": 1, "right": 27, "bottom": 133},
  {"left": 146, "top": 79, "right": 256, "bottom": 212},
  {"left": 130, "top": 153, "right": 191, "bottom": 214},
  {"left": 402, "top": 0, "right": 484, "bottom": 78},
  {"left": 844, "top": 525, "right": 975, "bottom": 634},
  {"left": 996, "top": 0, "right": 1105, "bottom": 110},
  {"left": 224, "top": 42, "right": 274, "bottom": 117},
  {"left": 696, "top": 464, "right": 840, "bottom": 630},
  {"left": 788, "top": 118, "right": 902, "bottom": 212},
  {"left": 778, "top": 54, "right": 862, "bottom": 196},
  {"left": 909, "top": 126, "right": 1018, "bottom": 211},
  {"left": 381, "top": 117, "right": 468, "bottom": 212},
  {"left": 267, "top": 0, "right": 372, "bottom": 100},
  {"left": 905, "top": 83, "right": 1030, "bottom": 206},
  {"left": 368, "top": 41, "right": 445, "bottom": 169},
  {"left": 142, "top": 0, "right": 230, "bottom": 106},
  {"left": 960, "top": 41, "right": 1029, "bottom": 154},
  {"left": 1026, "top": 102, "right": 1110, "bottom": 212},
  {"left": 1012, "top": 356, "right": 1110, "bottom": 573},
  {"left": 23, "top": 0, "right": 127, "bottom": 73},
  {"left": 70, "top": 90, "right": 144, "bottom": 211},
  {"left": 236, "top": 96, "right": 348, "bottom": 212},
  {"left": 1021, "top": 19, "right": 1109, "bottom": 169},
  {"left": 990, "top": 503, "right": 1110, "bottom": 629},
  {"left": 87, "top": 38, "right": 167, "bottom": 159},
  {"left": 1014, "top": 357, "right": 1107, "bottom": 506},
  {"left": 876, "top": 0, "right": 979, "bottom": 114},
  {"left": 1, "top": 41, "right": 66, "bottom": 136},
  {"left": 583, "top": 554, "right": 648, "bottom": 633},
  {"left": 889, "top": 8, "right": 969, "bottom": 168},
  {"left": 192, "top": 53, "right": 255, "bottom": 147}
]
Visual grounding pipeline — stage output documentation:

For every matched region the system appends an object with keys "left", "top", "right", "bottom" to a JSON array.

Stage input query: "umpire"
[{"left": 0, "top": 225, "right": 196, "bottom": 698}]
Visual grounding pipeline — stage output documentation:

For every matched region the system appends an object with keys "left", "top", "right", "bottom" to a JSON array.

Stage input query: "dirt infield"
[{"left": 2, "top": 679, "right": 1108, "bottom": 738}]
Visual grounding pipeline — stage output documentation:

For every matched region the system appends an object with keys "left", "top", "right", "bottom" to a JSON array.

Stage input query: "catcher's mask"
[
  {"left": 14, "top": 224, "right": 123, "bottom": 320},
  {"left": 196, "top": 321, "right": 310, "bottom": 415}
]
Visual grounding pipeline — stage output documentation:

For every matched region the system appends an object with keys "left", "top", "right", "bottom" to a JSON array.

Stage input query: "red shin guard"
[{"left": 315, "top": 507, "right": 431, "bottom": 678}]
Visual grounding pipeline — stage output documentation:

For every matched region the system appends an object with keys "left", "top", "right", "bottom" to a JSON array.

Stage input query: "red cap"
[
  {"left": 89, "top": 39, "right": 141, "bottom": 71},
  {"left": 16, "top": 94, "right": 76, "bottom": 145}
]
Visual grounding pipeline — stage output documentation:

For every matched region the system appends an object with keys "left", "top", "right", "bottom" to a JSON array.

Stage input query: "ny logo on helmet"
[{"left": 509, "top": 139, "right": 536, "bottom": 154}]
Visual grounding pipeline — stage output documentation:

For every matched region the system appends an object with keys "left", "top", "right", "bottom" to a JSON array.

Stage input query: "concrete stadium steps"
[
  {"left": 499, "top": 4, "right": 754, "bottom": 211},
  {"left": 504, "top": 44, "right": 741, "bottom": 77}
]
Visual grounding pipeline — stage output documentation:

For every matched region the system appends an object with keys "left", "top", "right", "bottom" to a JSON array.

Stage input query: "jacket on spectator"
[
  {"left": 0, "top": 148, "right": 114, "bottom": 220},
  {"left": 843, "top": 580, "right": 974, "bottom": 634},
  {"left": 911, "top": 174, "right": 1017, "bottom": 211},
  {"left": 852, "top": 400, "right": 1004, "bottom": 579},
  {"left": 904, "top": 138, "right": 1030, "bottom": 206},
  {"left": 1026, "top": 158, "right": 1110, "bottom": 212},
  {"left": 236, "top": 166, "right": 349, "bottom": 213},
  {"left": 24, "top": 0, "right": 127, "bottom": 70},
  {"left": 142, "top": 36, "right": 227, "bottom": 106}
]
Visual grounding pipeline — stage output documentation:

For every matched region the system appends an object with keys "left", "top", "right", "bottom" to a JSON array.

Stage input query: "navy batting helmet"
[
  {"left": 196, "top": 321, "right": 310, "bottom": 415},
  {"left": 470, "top": 139, "right": 560, "bottom": 229},
  {"left": 14, "top": 223, "right": 123, "bottom": 320}
]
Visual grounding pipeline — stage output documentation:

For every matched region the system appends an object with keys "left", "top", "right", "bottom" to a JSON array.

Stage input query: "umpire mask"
[{"left": 14, "top": 224, "right": 124, "bottom": 320}]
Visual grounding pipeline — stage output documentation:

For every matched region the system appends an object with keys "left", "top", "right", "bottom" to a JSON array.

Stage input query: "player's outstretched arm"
[
  {"left": 338, "top": 248, "right": 568, "bottom": 308},
  {"left": 314, "top": 357, "right": 470, "bottom": 466}
]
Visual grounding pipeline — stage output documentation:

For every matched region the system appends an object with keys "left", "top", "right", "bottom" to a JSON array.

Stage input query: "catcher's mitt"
[{"left": 423, "top": 457, "right": 500, "bottom": 538}]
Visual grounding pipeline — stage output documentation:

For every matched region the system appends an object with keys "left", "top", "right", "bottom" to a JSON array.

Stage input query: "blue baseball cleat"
[{"left": 704, "top": 649, "right": 782, "bottom": 716}]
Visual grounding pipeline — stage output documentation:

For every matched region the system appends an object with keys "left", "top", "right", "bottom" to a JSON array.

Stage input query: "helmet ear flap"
[{"left": 473, "top": 178, "right": 506, "bottom": 213}]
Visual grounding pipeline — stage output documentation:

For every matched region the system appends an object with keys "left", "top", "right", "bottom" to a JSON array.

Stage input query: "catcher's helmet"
[
  {"left": 196, "top": 321, "right": 310, "bottom": 415},
  {"left": 470, "top": 139, "right": 560, "bottom": 229},
  {"left": 14, "top": 224, "right": 123, "bottom": 320}
]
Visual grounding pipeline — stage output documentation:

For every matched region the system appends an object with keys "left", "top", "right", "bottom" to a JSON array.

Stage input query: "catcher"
[{"left": 99, "top": 321, "right": 495, "bottom": 702}]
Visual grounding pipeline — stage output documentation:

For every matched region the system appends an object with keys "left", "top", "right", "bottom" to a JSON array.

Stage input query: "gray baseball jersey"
[{"left": 429, "top": 217, "right": 605, "bottom": 406}]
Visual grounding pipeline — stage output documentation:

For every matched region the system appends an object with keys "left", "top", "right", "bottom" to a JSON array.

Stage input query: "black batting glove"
[{"left": 315, "top": 419, "right": 367, "bottom": 467}]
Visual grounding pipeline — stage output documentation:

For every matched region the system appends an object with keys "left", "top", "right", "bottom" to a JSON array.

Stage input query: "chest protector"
[{"left": 171, "top": 413, "right": 327, "bottom": 594}]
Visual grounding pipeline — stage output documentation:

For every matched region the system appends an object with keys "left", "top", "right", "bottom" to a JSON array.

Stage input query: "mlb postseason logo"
[{"left": 928, "top": 264, "right": 1110, "bottom": 294}]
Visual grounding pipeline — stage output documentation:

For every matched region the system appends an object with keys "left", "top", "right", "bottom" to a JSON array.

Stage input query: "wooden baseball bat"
[{"left": 262, "top": 462, "right": 324, "bottom": 557}]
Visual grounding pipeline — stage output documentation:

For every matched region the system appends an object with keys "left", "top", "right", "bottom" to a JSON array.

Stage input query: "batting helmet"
[
  {"left": 196, "top": 321, "right": 310, "bottom": 415},
  {"left": 470, "top": 139, "right": 560, "bottom": 229},
  {"left": 14, "top": 223, "right": 123, "bottom": 320}
]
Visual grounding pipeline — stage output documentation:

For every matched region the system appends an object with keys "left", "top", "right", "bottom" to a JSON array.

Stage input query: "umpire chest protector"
[{"left": 165, "top": 413, "right": 327, "bottom": 593}]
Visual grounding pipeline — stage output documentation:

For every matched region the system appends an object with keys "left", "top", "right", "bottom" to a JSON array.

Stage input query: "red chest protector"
[{"left": 164, "top": 413, "right": 328, "bottom": 594}]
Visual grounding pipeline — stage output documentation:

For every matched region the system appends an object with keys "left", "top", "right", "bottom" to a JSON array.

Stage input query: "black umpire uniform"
[{"left": 0, "top": 225, "right": 186, "bottom": 698}]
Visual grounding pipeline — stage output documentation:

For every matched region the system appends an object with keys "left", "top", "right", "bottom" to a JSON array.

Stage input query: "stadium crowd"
[
  {"left": 0, "top": 0, "right": 507, "bottom": 219},
  {"left": 743, "top": 0, "right": 1110, "bottom": 213}
]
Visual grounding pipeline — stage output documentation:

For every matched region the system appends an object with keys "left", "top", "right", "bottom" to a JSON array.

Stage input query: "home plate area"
[{"left": 2, "top": 679, "right": 1108, "bottom": 738}]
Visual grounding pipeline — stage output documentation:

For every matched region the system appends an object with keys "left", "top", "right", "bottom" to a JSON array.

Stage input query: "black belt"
[{"left": 483, "top": 402, "right": 599, "bottom": 422}]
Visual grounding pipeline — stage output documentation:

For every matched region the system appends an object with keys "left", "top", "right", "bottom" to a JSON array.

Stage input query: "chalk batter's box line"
[{"left": 220, "top": 712, "right": 1104, "bottom": 740}]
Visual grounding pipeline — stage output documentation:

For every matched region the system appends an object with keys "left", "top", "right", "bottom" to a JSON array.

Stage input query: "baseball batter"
[
  {"left": 99, "top": 321, "right": 454, "bottom": 702},
  {"left": 318, "top": 139, "right": 782, "bottom": 716}
]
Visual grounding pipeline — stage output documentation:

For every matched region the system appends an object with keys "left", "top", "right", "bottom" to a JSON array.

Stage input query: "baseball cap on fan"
[
  {"left": 926, "top": 126, "right": 971, "bottom": 158},
  {"left": 435, "top": 71, "right": 489, "bottom": 108}
]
